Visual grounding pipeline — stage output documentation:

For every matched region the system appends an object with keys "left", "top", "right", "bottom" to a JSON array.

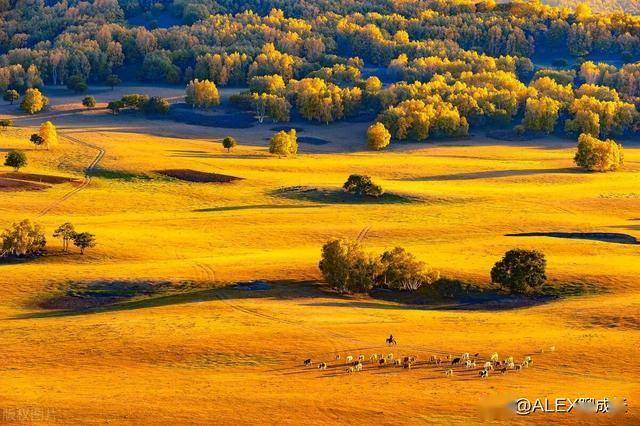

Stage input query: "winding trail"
[{"left": 36, "top": 133, "right": 105, "bottom": 218}]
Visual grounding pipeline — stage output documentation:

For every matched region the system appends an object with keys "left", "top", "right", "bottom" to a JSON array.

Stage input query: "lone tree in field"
[
  {"left": 319, "top": 239, "right": 379, "bottom": 293},
  {"left": 4, "top": 150, "right": 27, "bottom": 172},
  {"left": 367, "top": 122, "right": 391, "bottom": 150},
  {"left": 0, "top": 118, "right": 13, "bottom": 130},
  {"left": 53, "top": 222, "right": 76, "bottom": 252},
  {"left": 343, "top": 174, "right": 384, "bottom": 198},
  {"left": 82, "top": 96, "right": 96, "bottom": 108},
  {"left": 30, "top": 133, "right": 44, "bottom": 149},
  {"left": 222, "top": 136, "right": 237, "bottom": 152},
  {"left": 39, "top": 121, "right": 58, "bottom": 150},
  {"left": 107, "top": 100, "right": 124, "bottom": 115},
  {"left": 490, "top": 249, "right": 547, "bottom": 294},
  {"left": 269, "top": 129, "right": 297, "bottom": 157},
  {"left": 4, "top": 89, "right": 19, "bottom": 105},
  {"left": 106, "top": 74, "right": 121, "bottom": 90},
  {"left": 1, "top": 219, "right": 46, "bottom": 257},
  {"left": 574, "top": 133, "right": 623, "bottom": 172},
  {"left": 185, "top": 79, "right": 220, "bottom": 109},
  {"left": 72, "top": 232, "right": 96, "bottom": 254},
  {"left": 20, "top": 88, "right": 48, "bottom": 114}
]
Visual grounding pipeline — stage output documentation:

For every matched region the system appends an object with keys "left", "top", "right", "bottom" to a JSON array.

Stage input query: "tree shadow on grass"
[
  {"left": 399, "top": 167, "right": 580, "bottom": 182},
  {"left": 272, "top": 186, "right": 420, "bottom": 205},
  {"left": 193, "top": 204, "right": 323, "bottom": 213},
  {"left": 10, "top": 280, "right": 340, "bottom": 320},
  {"left": 506, "top": 232, "right": 639, "bottom": 245}
]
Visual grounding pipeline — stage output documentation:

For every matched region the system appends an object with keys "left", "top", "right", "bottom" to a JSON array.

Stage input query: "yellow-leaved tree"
[
  {"left": 574, "top": 133, "right": 623, "bottom": 172},
  {"left": 39, "top": 121, "right": 58, "bottom": 150},
  {"left": 185, "top": 79, "right": 220, "bottom": 109},
  {"left": 269, "top": 129, "right": 297, "bottom": 157},
  {"left": 367, "top": 122, "right": 391, "bottom": 150}
]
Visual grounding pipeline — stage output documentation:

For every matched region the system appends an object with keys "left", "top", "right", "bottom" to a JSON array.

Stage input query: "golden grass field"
[{"left": 0, "top": 90, "right": 639, "bottom": 424}]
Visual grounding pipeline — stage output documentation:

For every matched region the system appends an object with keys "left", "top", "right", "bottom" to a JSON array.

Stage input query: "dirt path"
[{"left": 36, "top": 133, "right": 105, "bottom": 217}]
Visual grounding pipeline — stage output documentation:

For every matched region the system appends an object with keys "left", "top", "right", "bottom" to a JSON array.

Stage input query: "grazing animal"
[
  {"left": 303, "top": 359, "right": 312, "bottom": 367},
  {"left": 490, "top": 352, "right": 499, "bottom": 363},
  {"left": 394, "top": 359, "right": 402, "bottom": 366},
  {"left": 387, "top": 353, "right": 394, "bottom": 360},
  {"left": 521, "top": 361, "right": 529, "bottom": 368},
  {"left": 386, "top": 335, "right": 397, "bottom": 345},
  {"left": 451, "top": 357, "right": 461, "bottom": 365},
  {"left": 465, "top": 360, "right": 473, "bottom": 369},
  {"left": 346, "top": 356, "right": 353, "bottom": 363},
  {"left": 402, "top": 362, "right": 412, "bottom": 369},
  {"left": 369, "top": 354, "right": 378, "bottom": 362},
  {"left": 346, "top": 366, "right": 355, "bottom": 373},
  {"left": 354, "top": 362, "right": 363, "bottom": 372},
  {"left": 358, "top": 355, "right": 365, "bottom": 361},
  {"left": 474, "top": 353, "right": 480, "bottom": 358},
  {"left": 549, "top": 346, "right": 555, "bottom": 352},
  {"left": 505, "top": 356, "right": 514, "bottom": 364},
  {"left": 379, "top": 358, "right": 386, "bottom": 365},
  {"left": 515, "top": 364, "right": 522, "bottom": 371},
  {"left": 447, "top": 354, "right": 452, "bottom": 361},
  {"left": 507, "top": 362, "right": 515, "bottom": 370},
  {"left": 479, "top": 369, "right": 489, "bottom": 378},
  {"left": 318, "top": 362, "right": 327, "bottom": 370},
  {"left": 461, "top": 353, "right": 470, "bottom": 361},
  {"left": 445, "top": 369, "right": 454, "bottom": 377},
  {"left": 483, "top": 362, "right": 493, "bottom": 370},
  {"left": 499, "top": 367, "right": 507, "bottom": 374},
  {"left": 335, "top": 355, "right": 341, "bottom": 360}
]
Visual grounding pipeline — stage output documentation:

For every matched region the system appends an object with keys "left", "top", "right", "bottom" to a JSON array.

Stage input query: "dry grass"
[{"left": 0, "top": 108, "right": 639, "bottom": 423}]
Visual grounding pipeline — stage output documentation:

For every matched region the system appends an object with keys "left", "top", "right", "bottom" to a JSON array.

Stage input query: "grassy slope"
[{"left": 0, "top": 110, "right": 639, "bottom": 423}]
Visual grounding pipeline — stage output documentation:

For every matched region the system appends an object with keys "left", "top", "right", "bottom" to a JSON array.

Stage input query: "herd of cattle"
[{"left": 303, "top": 346, "right": 555, "bottom": 379}]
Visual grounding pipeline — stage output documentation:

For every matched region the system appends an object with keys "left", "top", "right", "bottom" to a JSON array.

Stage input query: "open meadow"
[{"left": 0, "top": 91, "right": 639, "bottom": 423}]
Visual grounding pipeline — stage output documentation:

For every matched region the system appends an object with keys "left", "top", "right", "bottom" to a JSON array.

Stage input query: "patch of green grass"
[{"left": 88, "top": 168, "right": 151, "bottom": 181}]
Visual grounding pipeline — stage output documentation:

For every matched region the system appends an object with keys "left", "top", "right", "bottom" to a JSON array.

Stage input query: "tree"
[
  {"left": 185, "top": 79, "right": 220, "bottom": 109},
  {"left": 30, "top": 134, "right": 44, "bottom": 149},
  {"left": 343, "top": 174, "right": 384, "bottom": 197},
  {"left": 106, "top": 74, "right": 121, "bottom": 90},
  {"left": 1, "top": 219, "right": 46, "bottom": 257},
  {"left": 4, "top": 89, "right": 19, "bottom": 104},
  {"left": 378, "top": 247, "right": 438, "bottom": 291},
  {"left": 269, "top": 129, "right": 297, "bottom": 157},
  {"left": 490, "top": 249, "right": 547, "bottom": 294},
  {"left": 142, "top": 96, "right": 170, "bottom": 114},
  {"left": 20, "top": 88, "right": 48, "bottom": 114},
  {"left": 53, "top": 222, "right": 76, "bottom": 252},
  {"left": 4, "top": 150, "right": 27, "bottom": 171},
  {"left": 39, "top": 121, "right": 58, "bottom": 150},
  {"left": 367, "top": 122, "right": 391, "bottom": 150},
  {"left": 72, "top": 232, "right": 96, "bottom": 254},
  {"left": 107, "top": 100, "right": 124, "bottom": 115},
  {"left": 0, "top": 119, "right": 13, "bottom": 130},
  {"left": 66, "top": 75, "right": 88, "bottom": 93},
  {"left": 222, "top": 136, "right": 237, "bottom": 152},
  {"left": 574, "top": 133, "right": 623, "bottom": 172},
  {"left": 318, "top": 239, "right": 379, "bottom": 293},
  {"left": 82, "top": 96, "right": 96, "bottom": 108},
  {"left": 523, "top": 97, "right": 561, "bottom": 133}
]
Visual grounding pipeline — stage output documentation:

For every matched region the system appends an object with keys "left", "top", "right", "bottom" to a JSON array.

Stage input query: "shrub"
[
  {"left": 378, "top": 247, "right": 438, "bottom": 290},
  {"left": 4, "top": 150, "right": 27, "bottom": 171},
  {"left": 0, "top": 118, "right": 14, "bottom": 130},
  {"left": 222, "top": 136, "right": 237, "bottom": 152},
  {"left": 367, "top": 122, "right": 391, "bottom": 150},
  {"left": 107, "top": 100, "right": 124, "bottom": 114},
  {"left": 121, "top": 94, "right": 149, "bottom": 110},
  {"left": 269, "top": 129, "right": 297, "bottom": 157},
  {"left": 343, "top": 174, "right": 383, "bottom": 197},
  {"left": 143, "top": 96, "right": 170, "bottom": 114},
  {"left": 574, "top": 133, "right": 623, "bottom": 172},
  {"left": 82, "top": 96, "right": 96, "bottom": 108},
  {"left": 490, "top": 249, "right": 547, "bottom": 294},
  {"left": 1, "top": 219, "right": 46, "bottom": 257},
  {"left": 30, "top": 133, "right": 44, "bottom": 148},
  {"left": 318, "top": 239, "right": 379, "bottom": 293}
]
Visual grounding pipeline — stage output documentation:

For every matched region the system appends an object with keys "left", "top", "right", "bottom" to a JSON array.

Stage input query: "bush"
[
  {"left": 343, "top": 174, "right": 383, "bottom": 197},
  {"left": 367, "top": 122, "right": 391, "bottom": 150},
  {"left": 107, "top": 100, "right": 124, "bottom": 114},
  {"left": 0, "top": 118, "right": 13, "bottom": 130},
  {"left": 1, "top": 219, "right": 46, "bottom": 257},
  {"left": 4, "top": 150, "right": 27, "bottom": 171},
  {"left": 490, "top": 249, "right": 547, "bottom": 294},
  {"left": 378, "top": 247, "right": 438, "bottom": 290},
  {"left": 82, "top": 96, "right": 96, "bottom": 108},
  {"left": 269, "top": 129, "right": 297, "bottom": 157},
  {"left": 222, "top": 136, "right": 237, "bottom": 152},
  {"left": 574, "top": 133, "right": 623, "bottom": 172},
  {"left": 143, "top": 96, "right": 170, "bottom": 114},
  {"left": 318, "top": 239, "right": 378, "bottom": 293}
]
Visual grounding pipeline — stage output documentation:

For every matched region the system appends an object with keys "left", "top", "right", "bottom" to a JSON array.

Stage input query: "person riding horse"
[{"left": 386, "top": 334, "right": 397, "bottom": 345}]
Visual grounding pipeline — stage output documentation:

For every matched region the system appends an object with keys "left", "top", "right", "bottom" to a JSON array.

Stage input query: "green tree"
[
  {"left": 3, "top": 89, "right": 19, "bottom": 104},
  {"left": 82, "top": 96, "right": 96, "bottom": 108},
  {"left": 490, "top": 249, "right": 547, "bottom": 294},
  {"left": 222, "top": 136, "right": 237, "bottom": 152},
  {"left": 318, "top": 239, "right": 379, "bottom": 293},
  {"left": 106, "top": 74, "right": 121, "bottom": 90},
  {"left": 66, "top": 75, "right": 88, "bottom": 93},
  {"left": 0, "top": 119, "right": 13, "bottom": 130},
  {"left": 53, "top": 222, "right": 76, "bottom": 252},
  {"left": 378, "top": 247, "right": 438, "bottom": 291},
  {"left": 20, "top": 88, "right": 48, "bottom": 114},
  {"left": 343, "top": 174, "right": 383, "bottom": 198},
  {"left": 72, "top": 232, "right": 96, "bottom": 254},
  {"left": 4, "top": 150, "right": 27, "bottom": 171},
  {"left": 142, "top": 96, "right": 170, "bottom": 114},
  {"left": 30, "top": 133, "right": 44, "bottom": 149}
]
